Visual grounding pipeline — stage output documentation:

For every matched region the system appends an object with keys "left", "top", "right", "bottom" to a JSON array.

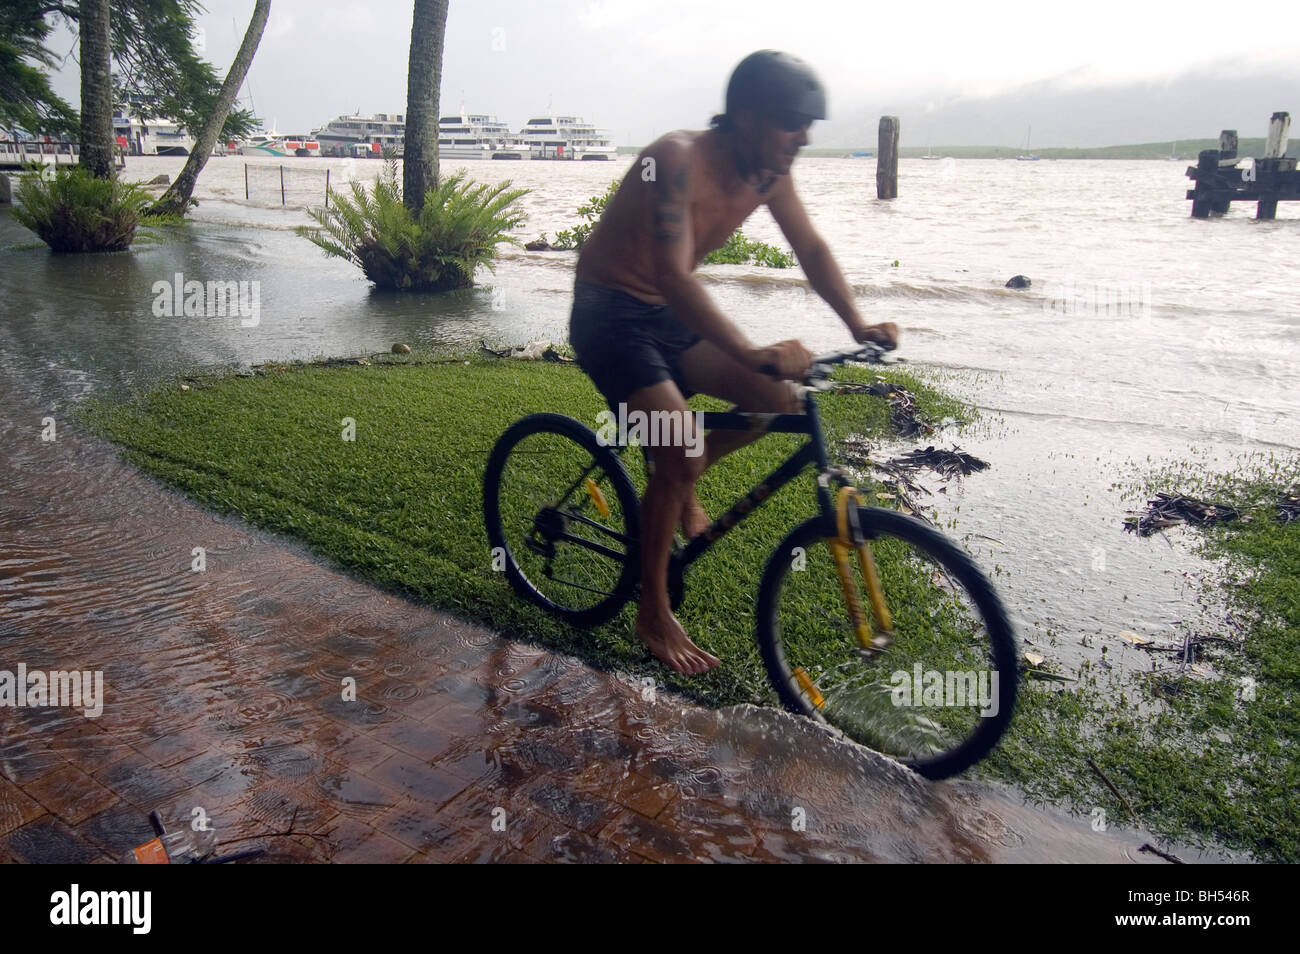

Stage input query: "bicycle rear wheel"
[
  {"left": 483, "top": 413, "right": 639, "bottom": 627},
  {"left": 756, "top": 507, "right": 1017, "bottom": 779}
]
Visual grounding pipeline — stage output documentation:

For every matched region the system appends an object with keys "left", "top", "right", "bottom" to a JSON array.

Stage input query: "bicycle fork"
[{"left": 794, "top": 486, "right": 895, "bottom": 710}]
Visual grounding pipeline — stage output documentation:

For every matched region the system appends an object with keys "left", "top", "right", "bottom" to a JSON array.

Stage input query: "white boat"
[
  {"left": 311, "top": 113, "right": 406, "bottom": 157},
  {"left": 922, "top": 145, "right": 942, "bottom": 160},
  {"left": 1165, "top": 141, "right": 1182, "bottom": 160},
  {"left": 517, "top": 113, "right": 616, "bottom": 160},
  {"left": 113, "top": 106, "right": 196, "bottom": 156},
  {"left": 1016, "top": 124, "right": 1040, "bottom": 161},
  {"left": 0, "top": 138, "right": 80, "bottom": 169},
  {"left": 438, "top": 109, "right": 525, "bottom": 160},
  {"left": 236, "top": 130, "right": 322, "bottom": 158}
]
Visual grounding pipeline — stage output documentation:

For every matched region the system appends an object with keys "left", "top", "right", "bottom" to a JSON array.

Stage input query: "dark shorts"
[{"left": 568, "top": 279, "right": 702, "bottom": 408}]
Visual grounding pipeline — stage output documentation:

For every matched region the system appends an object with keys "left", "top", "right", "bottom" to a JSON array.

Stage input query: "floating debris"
[
  {"left": 1118, "top": 630, "right": 1152, "bottom": 646},
  {"left": 887, "top": 389, "right": 934, "bottom": 437},
  {"left": 480, "top": 339, "right": 574, "bottom": 363},
  {"left": 1124, "top": 492, "right": 1240, "bottom": 536},
  {"left": 1277, "top": 484, "right": 1300, "bottom": 524},
  {"left": 889, "top": 445, "right": 989, "bottom": 479},
  {"left": 831, "top": 381, "right": 938, "bottom": 437}
]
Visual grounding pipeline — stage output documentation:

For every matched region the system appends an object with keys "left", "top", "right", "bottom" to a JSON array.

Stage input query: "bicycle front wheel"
[
  {"left": 484, "top": 413, "right": 640, "bottom": 627},
  {"left": 756, "top": 507, "right": 1017, "bottom": 780}
]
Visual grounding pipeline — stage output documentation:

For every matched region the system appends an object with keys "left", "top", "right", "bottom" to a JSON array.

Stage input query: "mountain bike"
[{"left": 482, "top": 343, "right": 1017, "bottom": 779}]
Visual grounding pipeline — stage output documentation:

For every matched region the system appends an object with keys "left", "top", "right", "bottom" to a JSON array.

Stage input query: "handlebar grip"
[{"left": 758, "top": 363, "right": 780, "bottom": 378}]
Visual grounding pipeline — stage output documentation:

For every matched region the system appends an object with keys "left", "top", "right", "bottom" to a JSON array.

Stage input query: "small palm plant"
[
  {"left": 11, "top": 165, "right": 153, "bottom": 253},
  {"left": 299, "top": 159, "right": 530, "bottom": 292}
]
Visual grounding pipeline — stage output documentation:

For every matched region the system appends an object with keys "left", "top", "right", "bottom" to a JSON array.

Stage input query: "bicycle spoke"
[{"left": 762, "top": 519, "right": 1012, "bottom": 772}]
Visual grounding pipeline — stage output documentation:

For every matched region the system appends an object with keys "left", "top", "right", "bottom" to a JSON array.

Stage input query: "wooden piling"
[
  {"left": 280, "top": 165, "right": 286, "bottom": 206},
  {"left": 1264, "top": 112, "right": 1291, "bottom": 158},
  {"left": 244, "top": 163, "right": 249, "bottom": 200},
  {"left": 1218, "top": 130, "right": 1238, "bottom": 162},
  {"left": 1191, "top": 150, "right": 1218, "bottom": 218},
  {"left": 877, "top": 116, "right": 899, "bottom": 199},
  {"left": 1187, "top": 112, "right": 1298, "bottom": 219},
  {"left": 1211, "top": 131, "right": 1237, "bottom": 213}
]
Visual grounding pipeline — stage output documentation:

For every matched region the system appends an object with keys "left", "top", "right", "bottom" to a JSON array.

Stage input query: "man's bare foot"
[
  {"left": 635, "top": 606, "right": 721, "bottom": 675},
  {"left": 679, "top": 491, "right": 711, "bottom": 540}
]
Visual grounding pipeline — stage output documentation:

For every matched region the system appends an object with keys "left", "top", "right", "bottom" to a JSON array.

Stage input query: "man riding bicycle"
[{"left": 569, "top": 50, "right": 899, "bottom": 675}]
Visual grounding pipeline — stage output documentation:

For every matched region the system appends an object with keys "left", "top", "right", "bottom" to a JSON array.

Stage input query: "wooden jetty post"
[
  {"left": 1257, "top": 112, "right": 1293, "bottom": 220},
  {"left": 1212, "top": 130, "right": 1237, "bottom": 213},
  {"left": 877, "top": 116, "right": 899, "bottom": 199},
  {"left": 1187, "top": 112, "right": 1297, "bottom": 219}
]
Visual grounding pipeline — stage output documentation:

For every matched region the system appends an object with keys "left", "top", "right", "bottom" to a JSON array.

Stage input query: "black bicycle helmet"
[{"left": 724, "top": 50, "right": 827, "bottom": 122}]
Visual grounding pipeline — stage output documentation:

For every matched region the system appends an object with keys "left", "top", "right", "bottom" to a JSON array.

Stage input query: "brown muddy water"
[{"left": 2, "top": 155, "right": 1286, "bottom": 861}]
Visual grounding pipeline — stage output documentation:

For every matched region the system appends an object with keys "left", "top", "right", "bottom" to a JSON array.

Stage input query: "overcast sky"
[{"left": 47, "top": 0, "right": 1300, "bottom": 146}]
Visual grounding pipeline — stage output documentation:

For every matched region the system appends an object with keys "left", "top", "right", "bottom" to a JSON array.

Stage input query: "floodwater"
[{"left": 0, "top": 153, "right": 1292, "bottom": 861}]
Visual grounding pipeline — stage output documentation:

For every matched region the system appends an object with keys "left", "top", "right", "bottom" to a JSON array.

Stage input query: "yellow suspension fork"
[
  {"left": 792, "top": 486, "right": 896, "bottom": 709},
  {"left": 832, "top": 486, "right": 893, "bottom": 651}
]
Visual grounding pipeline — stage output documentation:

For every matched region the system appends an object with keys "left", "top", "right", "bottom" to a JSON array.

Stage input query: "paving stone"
[
  {"left": 6, "top": 815, "right": 100, "bottom": 863},
  {"left": 20, "top": 762, "right": 119, "bottom": 826}
]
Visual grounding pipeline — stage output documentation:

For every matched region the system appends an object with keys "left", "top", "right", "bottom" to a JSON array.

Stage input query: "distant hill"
[
  {"left": 620, "top": 139, "right": 1281, "bottom": 159},
  {"left": 814, "top": 138, "right": 1276, "bottom": 159}
]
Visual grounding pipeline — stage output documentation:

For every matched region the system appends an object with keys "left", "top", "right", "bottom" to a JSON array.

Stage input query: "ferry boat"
[
  {"left": 0, "top": 138, "right": 80, "bottom": 169},
  {"left": 516, "top": 113, "right": 616, "bottom": 160},
  {"left": 112, "top": 106, "right": 196, "bottom": 156},
  {"left": 438, "top": 110, "right": 525, "bottom": 160},
  {"left": 237, "top": 131, "right": 321, "bottom": 157},
  {"left": 311, "top": 113, "right": 406, "bottom": 157}
]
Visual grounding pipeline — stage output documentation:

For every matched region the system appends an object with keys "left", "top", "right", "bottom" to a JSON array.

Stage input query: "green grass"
[
  {"left": 988, "top": 455, "right": 1300, "bottom": 862},
  {"left": 79, "top": 355, "right": 1300, "bottom": 859},
  {"left": 79, "top": 353, "right": 964, "bottom": 715}
]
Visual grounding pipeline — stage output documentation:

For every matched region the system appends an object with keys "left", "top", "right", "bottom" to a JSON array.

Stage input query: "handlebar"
[{"left": 759, "top": 341, "right": 889, "bottom": 384}]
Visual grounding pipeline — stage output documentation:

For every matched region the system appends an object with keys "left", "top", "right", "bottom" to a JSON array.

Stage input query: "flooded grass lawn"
[{"left": 80, "top": 354, "right": 1300, "bottom": 861}]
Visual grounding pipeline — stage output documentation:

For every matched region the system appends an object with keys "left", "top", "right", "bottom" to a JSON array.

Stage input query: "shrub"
[
  {"left": 540, "top": 180, "right": 795, "bottom": 267},
  {"left": 546, "top": 178, "right": 618, "bottom": 251},
  {"left": 702, "top": 230, "right": 795, "bottom": 268},
  {"left": 11, "top": 164, "right": 152, "bottom": 253},
  {"left": 299, "top": 159, "right": 530, "bottom": 292}
]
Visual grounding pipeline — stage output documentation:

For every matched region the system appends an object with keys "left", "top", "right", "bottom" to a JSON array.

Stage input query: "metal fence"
[{"left": 242, "top": 163, "right": 332, "bottom": 208}]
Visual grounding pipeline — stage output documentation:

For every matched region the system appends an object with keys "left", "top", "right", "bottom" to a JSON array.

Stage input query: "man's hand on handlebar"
[
  {"left": 850, "top": 321, "right": 900, "bottom": 351},
  {"left": 749, "top": 339, "right": 814, "bottom": 381}
]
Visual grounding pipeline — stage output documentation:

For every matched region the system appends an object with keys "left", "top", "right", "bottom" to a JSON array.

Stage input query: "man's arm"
[
  {"left": 647, "top": 137, "right": 761, "bottom": 366},
  {"left": 767, "top": 178, "right": 899, "bottom": 348}
]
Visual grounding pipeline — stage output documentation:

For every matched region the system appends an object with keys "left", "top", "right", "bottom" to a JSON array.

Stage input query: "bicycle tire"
[
  {"left": 756, "top": 507, "right": 1017, "bottom": 780},
  {"left": 483, "top": 413, "right": 640, "bottom": 627}
]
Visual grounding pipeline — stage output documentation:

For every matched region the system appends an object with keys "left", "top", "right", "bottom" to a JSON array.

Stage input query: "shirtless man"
[{"left": 569, "top": 50, "right": 899, "bottom": 675}]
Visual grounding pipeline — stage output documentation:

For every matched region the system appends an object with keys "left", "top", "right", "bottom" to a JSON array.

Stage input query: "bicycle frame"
[{"left": 647, "top": 386, "right": 841, "bottom": 571}]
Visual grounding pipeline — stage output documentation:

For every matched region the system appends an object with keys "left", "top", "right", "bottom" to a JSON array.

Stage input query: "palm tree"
[
  {"left": 150, "top": 0, "right": 271, "bottom": 217},
  {"left": 78, "top": 0, "right": 114, "bottom": 178},
  {"left": 402, "top": 0, "right": 449, "bottom": 216}
]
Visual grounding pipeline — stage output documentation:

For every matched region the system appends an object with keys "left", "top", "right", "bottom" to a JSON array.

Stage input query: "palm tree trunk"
[
  {"left": 150, "top": 0, "right": 272, "bottom": 217},
  {"left": 78, "top": 0, "right": 114, "bottom": 178},
  {"left": 403, "top": 0, "right": 449, "bottom": 216}
]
